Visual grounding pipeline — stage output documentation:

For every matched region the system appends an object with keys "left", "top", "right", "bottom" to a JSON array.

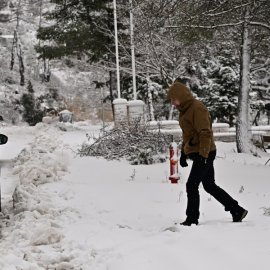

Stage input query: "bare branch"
[
  {"left": 251, "top": 59, "right": 270, "bottom": 72},
  {"left": 204, "top": 3, "right": 251, "bottom": 17},
  {"left": 165, "top": 21, "right": 244, "bottom": 29},
  {"left": 250, "top": 21, "right": 270, "bottom": 31}
]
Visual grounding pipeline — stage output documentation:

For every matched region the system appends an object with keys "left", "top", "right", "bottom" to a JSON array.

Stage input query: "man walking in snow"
[{"left": 167, "top": 81, "right": 248, "bottom": 226}]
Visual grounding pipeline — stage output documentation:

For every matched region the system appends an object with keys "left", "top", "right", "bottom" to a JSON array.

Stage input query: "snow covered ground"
[{"left": 0, "top": 122, "right": 270, "bottom": 270}]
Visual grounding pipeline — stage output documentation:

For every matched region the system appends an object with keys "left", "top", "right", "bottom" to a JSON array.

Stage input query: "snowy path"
[
  {"left": 50, "top": 156, "right": 270, "bottom": 270},
  {"left": 0, "top": 124, "right": 270, "bottom": 270},
  {"left": 51, "top": 129, "right": 270, "bottom": 270},
  {"left": 0, "top": 126, "right": 35, "bottom": 204}
]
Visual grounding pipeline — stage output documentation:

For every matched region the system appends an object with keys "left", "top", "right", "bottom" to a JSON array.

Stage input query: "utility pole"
[
  {"left": 113, "top": 0, "right": 121, "bottom": 98},
  {"left": 129, "top": 0, "right": 137, "bottom": 100}
]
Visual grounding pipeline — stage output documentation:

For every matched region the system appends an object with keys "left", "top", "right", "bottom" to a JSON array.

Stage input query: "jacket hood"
[{"left": 167, "top": 82, "right": 194, "bottom": 111}]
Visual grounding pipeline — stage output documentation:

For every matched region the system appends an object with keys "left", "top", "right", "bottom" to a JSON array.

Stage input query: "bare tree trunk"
[
  {"left": 10, "top": 30, "right": 17, "bottom": 71},
  {"left": 146, "top": 74, "right": 155, "bottom": 121},
  {"left": 10, "top": 0, "right": 25, "bottom": 85},
  {"left": 38, "top": 0, "right": 43, "bottom": 29},
  {"left": 109, "top": 70, "right": 115, "bottom": 120},
  {"left": 236, "top": 5, "right": 253, "bottom": 153},
  {"left": 168, "top": 105, "right": 174, "bottom": 120},
  {"left": 18, "top": 43, "right": 25, "bottom": 86}
]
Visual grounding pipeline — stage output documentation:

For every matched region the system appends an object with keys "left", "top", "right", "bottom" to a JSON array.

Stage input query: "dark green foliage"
[
  {"left": 27, "top": 80, "right": 34, "bottom": 93},
  {"left": 36, "top": 0, "right": 114, "bottom": 62},
  {"left": 196, "top": 51, "right": 240, "bottom": 126},
  {"left": 176, "top": 28, "right": 215, "bottom": 45},
  {"left": 21, "top": 81, "right": 44, "bottom": 126}
]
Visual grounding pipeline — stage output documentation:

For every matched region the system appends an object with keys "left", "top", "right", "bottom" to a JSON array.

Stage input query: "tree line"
[{"left": 4, "top": 0, "right": 270, "bottom": 153}]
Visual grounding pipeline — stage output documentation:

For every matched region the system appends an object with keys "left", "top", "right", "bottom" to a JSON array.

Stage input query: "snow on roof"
[
  {"left": 0, "top": 9, "right": 12, "bottom": 15},
  {"left": 0, "top": 35, "right": 13, "bottom": 39},
  {"left": 113, "top": 98, "right": 128, "bottom": 105},
  {"left": 59, "top": 109, "right": 72, "bottom": 114},
  {"left": 212, "top": 123, "right": 230, "bottom": 128},
  {"left": 252, "top": 125, "right": 270, "bottom": 131},
  {"left": 148, "top": 120, "right": 179, "bottom": 126},
  {"left": 127, "top": 100, "right": 145, "bottom": 106}
]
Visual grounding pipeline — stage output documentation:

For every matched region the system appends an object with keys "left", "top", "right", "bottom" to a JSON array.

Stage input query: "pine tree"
[
  {"left": 35, "top": 0, "right": 114, "bottom": 62},
  {"left": 35, "top": 0, "right": 132, "bottom": 112},
  {"left": 21, "top": 81, "right": 44, "bottom": 126},
  {"left": 200, "top": 51, "right": 239, "bottom": 126}
]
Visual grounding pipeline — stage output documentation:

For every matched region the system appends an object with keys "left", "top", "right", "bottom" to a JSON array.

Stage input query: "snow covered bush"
[
  {"left": 262, "top": 207, "right": 270, "bottom": 216},
  {"left": 78, "top": 122, "right": 171, "bottom": 165},
  {"left": 38, "top": 87, "right": 66, "bottom": 116}
]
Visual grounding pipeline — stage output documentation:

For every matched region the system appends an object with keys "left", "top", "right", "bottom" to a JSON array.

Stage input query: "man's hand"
[{"left": 180, "top": 151, "right": 188, "bottom": 167}]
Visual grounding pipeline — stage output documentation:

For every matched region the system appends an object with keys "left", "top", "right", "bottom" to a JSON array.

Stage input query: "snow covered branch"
[
  {"left": 204, "top": 3, "right": 250, "bottom": 18},
  {"left": 249, "top": 21, "right": 270, "bottom": 31},
  {"left": 251, "top": 59, "right": 270, "bottom": 72},
  {"left": 165, "top": 21, "right": 244, "bottom": 30},
  {"left": 78, "top": 122, "right": 171, "bottom": 165}
]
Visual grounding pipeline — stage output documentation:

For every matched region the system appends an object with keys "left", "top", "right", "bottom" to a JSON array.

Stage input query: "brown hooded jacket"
[{"left": 167, "top": 82, "right": 216, "bottom": 158}]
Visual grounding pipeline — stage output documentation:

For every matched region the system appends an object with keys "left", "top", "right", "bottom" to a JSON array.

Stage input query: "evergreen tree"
[
  {"left": 199, "top": 51, "right": 239, "bottom": 126},
  {"left": 35, "top": 0, "right": 114, "bottom": 62},
  {"left": 35, "top": 0, "right": 131, "bottom": 112},
  {"left": 21, "top": 81, "right": 44, "bottom": 126}
]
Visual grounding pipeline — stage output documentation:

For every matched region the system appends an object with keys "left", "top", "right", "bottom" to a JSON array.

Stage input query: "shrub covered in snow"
[
  {"left": 78, "top": 122, "right": 172, "bottom": 165},
  {"left": 262, "top": 207, "right": 270, "bottom": 216}
]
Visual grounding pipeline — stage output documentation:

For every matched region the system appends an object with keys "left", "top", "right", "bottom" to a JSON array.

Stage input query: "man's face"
[{"left": 171, "top": 99, "right": 180, "bottom": 106}]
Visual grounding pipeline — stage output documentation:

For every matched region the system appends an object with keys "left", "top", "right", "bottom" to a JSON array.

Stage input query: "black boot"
[
  {"left": 231, "top": 206, "right": 248, "bottom": 222},
  {"left": 180, "top": 218, "right": 198, "bottom": 226}
]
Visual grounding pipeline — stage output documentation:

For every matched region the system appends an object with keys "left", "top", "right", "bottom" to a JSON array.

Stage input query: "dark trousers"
[{"left": 186, "top": 150, "right": 238, "bottom": 220}]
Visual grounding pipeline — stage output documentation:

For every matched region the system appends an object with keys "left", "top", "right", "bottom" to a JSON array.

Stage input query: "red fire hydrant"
[{"left": 169, "top": 142, "right": 180, "bottom": 184}]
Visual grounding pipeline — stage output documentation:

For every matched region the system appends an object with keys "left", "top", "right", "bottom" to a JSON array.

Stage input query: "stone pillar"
[
  {"left": 59, "top": 110, "right": 73, "bottom": 123},
  {"left": 113, "top": 98, "right": 128, "bottom": 127},
  {"left": 127, "top": 100, "right": 145, "bottom": 125}
]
